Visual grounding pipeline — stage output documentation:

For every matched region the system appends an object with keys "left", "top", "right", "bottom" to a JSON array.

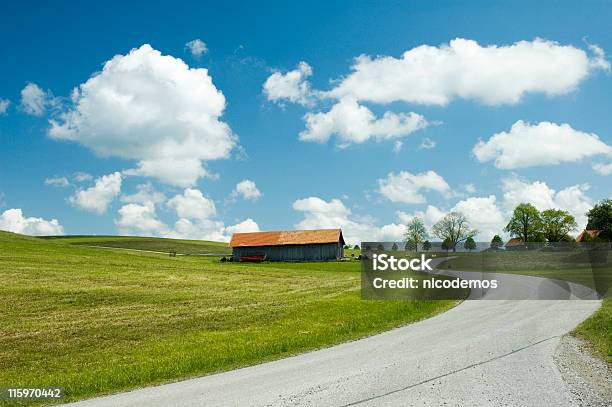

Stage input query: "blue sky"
[{"left": 0, "top": 1, "right": 611, "bottom": 244}]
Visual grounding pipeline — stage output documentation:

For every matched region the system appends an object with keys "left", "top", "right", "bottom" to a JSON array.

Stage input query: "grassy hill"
[
  {"left": 0, "top": 231, "right": 455, "bottom": 404},
  {"left": 40, "top": 235, "right": 231, "bottom": 255}
]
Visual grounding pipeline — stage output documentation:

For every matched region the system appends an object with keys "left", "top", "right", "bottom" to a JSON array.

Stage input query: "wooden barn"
[{"left": 229, "top": 229, "right": 345, "bottom": 262}]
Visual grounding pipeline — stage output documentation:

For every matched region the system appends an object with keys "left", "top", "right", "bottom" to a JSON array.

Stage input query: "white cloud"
[
  {"left": 292, "top": 196, "right": 407, "bottom": 245},
  {"left": 20, "top": 83, "right": 57, "bottom": 116},
  {"left": 378, "top": 170, "right": 451, "bottom": 204},
  {"left": 593, "top": 163, "right": 612, "bottom": 175},
  {"left": 397, "top": 205, "right": 446, "bottom": 229},
  {"left": 464, "top": 183, "right": 476, "bottom": 194},
  {"left": 263, "top": 61, "right": 315, "bottom": 106},
  {"left": 232, "top": 179, "right": 262, "bottom": 201},
  {"left": 418, "top": 137, "right": 436, "bottom": 150},
  {"left": 451, "top": 195, "right": 506, "bottom": 241},
  {"left": 0, "top": 98, "right": 9, "bottom": 115},
  {"left": 502, "top": 176, "right": 592, "bottom": 229},
  {"left": 473, "top": 121, "right": 612, "bottom": 169},
  {"left": 587, "top": 44, "right": 611, "bottom": 71},
  {"left": 185, "top": 39, "right": 208, "bottom": 57},
  {"left": 120, "top": 182, "right": 166, "bottom": 205},
  {"left": 167, "top": 188, "right": 216, "bottom": 220},
  {"left": 393, "top": 141, "right": 403, "bottom": 153},
  {"left": 73, "top": 172, "right": 93, "bottom": 182},
  {"left": 115, "top": 202, "right": 168, "bottom": 236},
  {"left": 49, "top": 44, "right": 235, "bottom": 187},
  {"left": 224, "top": 218, "right": 260, "bottom": 235},
  {"left": 0, "top": 208, "right": 64, "bottom": 236},
  {"left": 327, "top": 38, "right": 608, "bottom": 106},
  {"left": 299, "top": 98, "right": 428, "bottom": 146},
  {"left": 70, "top": 172, "right": 122, "bottom": 214},
  {"left": 45, "top": 176, "right": 71, "bottom": 187}
]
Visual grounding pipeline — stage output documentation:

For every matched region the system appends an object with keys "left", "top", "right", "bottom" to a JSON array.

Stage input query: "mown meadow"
[{"left": 0, "top": 232, "right": 456, "bottom": 405}]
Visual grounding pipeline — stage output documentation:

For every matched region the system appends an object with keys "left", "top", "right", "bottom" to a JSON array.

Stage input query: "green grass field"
[
  {"left": 40, "top": 235, "right": 232, "bottom": 255},
  {"left": 0, "top": 231, "right": 455, "bottom": 405}
]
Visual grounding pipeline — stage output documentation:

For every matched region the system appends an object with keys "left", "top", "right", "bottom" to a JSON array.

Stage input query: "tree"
[
  {"left": 404, "top": 241, "right": 416, "bottom": 251},
  {"left": 504, "top": 203, "right": 542, "bottom": 243},
  {"left": 422, "top": 240, "right": 432, "bottom": 251},
  {"left": 353, "top": 245, "right": 360, "bottom": 250},
  {"left": 376, "top": 243, "right": 385, "bottom": 251},
  {"left": 404, "top": 217, "right": 427, "bottom": 252},
  {"left": 464, "top": 236, "right": 477, "bottom": 252},
  {"left": 432, "top": 212, "right": 477, "bottom": 252},
  {"left": 540, "top": 209, "right": 577, "bottom": 242},
  {"left": 391, "top": 242, "right": 399, "bottom": 251},
  {"left": 490, "top": 235, "right": 503, "bottom": 250},
  {"left": 441, "top": 238, "right": 452, "bottom": 253},
  {"left": 586, "top": 199, "right": 612, "bottom": 241}
]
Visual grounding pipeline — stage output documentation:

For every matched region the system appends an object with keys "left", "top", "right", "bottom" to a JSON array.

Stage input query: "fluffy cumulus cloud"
[
  {"left": 592, "top": 163, "right": 612, "bottom": 176},
  {"left": 473, "top": 121, "right": 612, "bottom": 169},
  {"left": 292, "top": 196, "right": 407, "bottom": 244},
  {"left": 378, "top": 170, "right": 451, "bottom": 204},
  {"left": 327, "top": 38, "right": 610, "bottom": 106},
  {"left": 49, "top": 44, "right": 235, "bottom": 187},
  {"left": 185, "top": 39, "right": 208, "bottom": 57},
  {"left": 263, "top": 61, "right": 315, "bottom": 106},
  {"left": 115, "top": 202, "right": 168, "bottom": 236},
  {"left": 70, "top": 172, "right": 122, "bottom": 214},
  {"left": 451, "top": 196, "right": 506, "bottom": 241},
  {"left": 502, "top": 176, "right": 592, "bottom": 229},
  {"left": 232, "top": 179, "right": 262, "bottom": 201},
  {"left": 116, "top": 187, "right": 259, "bottom": 241},
  {"left": 167, "top": 188, "right": 217, "bottom": 220},
  {"left": 0, "top": 98, "right": 9, "bottom": 115},
  {"left": 120, "top": 182, "right": 166, "bottom": 205},
  {"left": 0, "top": 208, "right": 64, "bottom": 236},
  {"left": 299, "top": 98, "right": 428, "bottom": 146},
  {"left": 20, "top": 83, "right": 57, "bottom": 116}
]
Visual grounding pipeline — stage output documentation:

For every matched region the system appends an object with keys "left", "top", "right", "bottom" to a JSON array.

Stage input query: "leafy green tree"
[
  {"left": 441, "top": 237, "right": 452, "bottom": 253},
  {"left": 432, "top": 212, "right": 477, "bottom": 252},
  {"left": 540, "top": 209, "right": 577, "bottom": 242},
  {"left": 464, "top": 236, "right": 477, "bottom": 252},
  {"left": 353, "top": 245, "right": 360, "bottom": 250},
  {"left": 376, "top": 243, "right": 385, "bottom": 251},
  {"left": 504, "top": 203, "right": 542, "bottom": 243},
  {"left": 422, "top": 240, "right": 432, "bottom": 251},
  {"left": 490, "top": 235, "right": 503, "bottom": 250},
  {"left": 586, "top": 199, "right": 612, "bottom": 241},
  {"left": 404, "top": 241, "right": 416, "bottom": 251},
  {"left": 391, "top": 242, "right": 399, "bottom": 251},
  {"left": 404, "top": 217, "right": 427, "bottom": 252}
]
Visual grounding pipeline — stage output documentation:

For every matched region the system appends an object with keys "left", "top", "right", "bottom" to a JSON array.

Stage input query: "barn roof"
[
  {"left": 229, "top": 229, "right": 344, "bottom": 248},
  {"left": 505, "top": 237, "right": 523, "bottom": 247},
  {"left": 575, "top": 229, "right": 601, "bottom": 242}
]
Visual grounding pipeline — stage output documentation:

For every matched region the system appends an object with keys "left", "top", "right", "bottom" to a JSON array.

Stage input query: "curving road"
[{"left": 65, "top": 263, "right": 602, "bottom": 407}]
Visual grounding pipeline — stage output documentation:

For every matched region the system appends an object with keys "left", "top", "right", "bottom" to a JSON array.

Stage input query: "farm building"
[
  {"left": 229, "top": 229, "right": 345, "bottom": 262},
  {"left": 505, "top": 237, "right": 524, "bottom": 250},
  {"left": 576, "top": 229, "right": 601, "bottom": 242}
]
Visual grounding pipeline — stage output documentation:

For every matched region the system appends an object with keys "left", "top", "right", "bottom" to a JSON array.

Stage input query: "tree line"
[{"left": 402, "top": 199, "right": 612, "bottom": 252}]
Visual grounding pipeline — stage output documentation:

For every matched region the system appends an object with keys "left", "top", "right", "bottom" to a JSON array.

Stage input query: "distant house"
[
  {"left": 505, "top": 237, "right": 524, "bottom": 250},
  {"left": 229, "top": 229, "right": 345, "bottom": 262},
  {"left": 575, "top": 229, "right": 601, "bottom": 242}
]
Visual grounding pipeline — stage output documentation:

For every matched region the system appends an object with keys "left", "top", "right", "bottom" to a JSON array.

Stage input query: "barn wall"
[{"left": 233, "top": 243, "right": 342, "bottom": 262}]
